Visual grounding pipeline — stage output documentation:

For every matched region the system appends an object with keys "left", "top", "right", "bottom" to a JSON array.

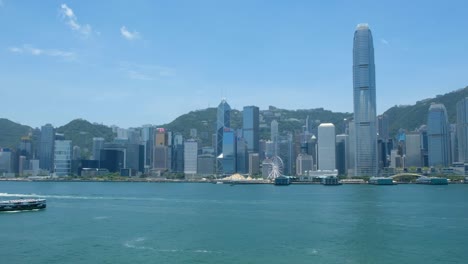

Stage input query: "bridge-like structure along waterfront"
[{"left": 388, "top": 173, "right": 424, "bottom": 179}]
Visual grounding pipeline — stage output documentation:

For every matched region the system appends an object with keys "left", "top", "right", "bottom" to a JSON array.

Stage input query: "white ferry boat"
[{"left": 0, "top": 199, "right": 46, "bottom": 212}]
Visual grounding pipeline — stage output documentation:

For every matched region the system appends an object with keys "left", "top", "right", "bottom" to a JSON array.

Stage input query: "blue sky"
[{"left": 1, "top": 0, "right": 467, "bottom": 128}]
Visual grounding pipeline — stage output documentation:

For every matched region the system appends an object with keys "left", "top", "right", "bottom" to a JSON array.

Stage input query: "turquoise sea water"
[{"left": 1, "top": 182, "right": 468, "bottom": 264}]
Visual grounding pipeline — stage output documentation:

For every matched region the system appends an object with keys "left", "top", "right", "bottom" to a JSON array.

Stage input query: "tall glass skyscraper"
[
  {"left": 242, "top": 106, "right": 259, "bottom": 153},
  {"left": 427, "top": 103, "right": 451, "bottom": 167},
  {"left": 352, "top": 23, "right": 377, "bottom": 177},
  {"left": 216, "top": 99, "right": 231, "bottom": 174},
  {"left": 216, "top": 99, "right": 231, "bottom": 157},
  {"left": 39, "top": 124, "right": 55, "bottom": 172},
  {"left": 457, "top": 98, "right": 468, "bottom": 163},
  {"left": 222, "top": 129, "right": 236, "bottom": 175}
]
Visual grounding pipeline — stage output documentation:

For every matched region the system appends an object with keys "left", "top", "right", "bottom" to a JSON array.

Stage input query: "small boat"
[
  {"left": 0, "top": 199, "right": 46, "bottom": 212},
  {"left": 215, "top": 181, "right": 223, "bottom": 184}
]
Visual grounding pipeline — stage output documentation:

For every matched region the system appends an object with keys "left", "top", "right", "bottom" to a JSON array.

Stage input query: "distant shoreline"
[{"left": 0, "top": 178, "right": 466, "bottom": 184}]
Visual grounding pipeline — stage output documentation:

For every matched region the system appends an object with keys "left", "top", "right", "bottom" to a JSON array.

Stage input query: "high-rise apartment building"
[
  {"left": 427, "top": 103, "right": 451, "bottom": 167},
  {"left": 352, "top": 24, "right": 377, "bottom": 176}
]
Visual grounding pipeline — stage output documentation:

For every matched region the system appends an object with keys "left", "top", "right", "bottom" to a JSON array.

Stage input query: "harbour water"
[{"left": 1, "top": 182, "right": 468, "bottom": 264}]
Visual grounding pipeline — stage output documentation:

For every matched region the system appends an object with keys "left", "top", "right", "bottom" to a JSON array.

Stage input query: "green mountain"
[
  {"left": 56, "top": 119, "right": 115, "bottom": 158},
  {"left": 0, "top": 118, "right": 32, "bottom": 148},
  {"left": 384, "top": 86, "right": 468, "bottom": 136}
]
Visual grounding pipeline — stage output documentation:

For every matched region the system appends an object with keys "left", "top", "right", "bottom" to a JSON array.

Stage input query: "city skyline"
[{"left": 1, "top": 1, "right": 468, "bottom": 128}]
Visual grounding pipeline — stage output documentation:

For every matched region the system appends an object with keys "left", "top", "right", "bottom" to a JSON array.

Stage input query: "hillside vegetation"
[
  {"left": 0, "top": 118, "right": 32, "bottom": 148},
  {"left": 56, "top": 119, "right": 115, "bottom": 158},
  {"left": 384, "top": 86, "right": 468, "bottom": 136}
]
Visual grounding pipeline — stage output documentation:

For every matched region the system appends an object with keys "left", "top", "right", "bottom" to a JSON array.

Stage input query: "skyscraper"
[
  {"left": 271, "top": 120, "right": 279, "bottom": 156},
  {"left": 54, "top": 140, "right": 72, "bottom": 176},
  {"left": 243, "top": 106, "right": 260, "bottom": 153},
  {"left": 216, "top": 99, "right": 231, "bottom": 173},
  {"left": 39, "top": 124, "right": 55, "bottom": 171},
  {"left": 216, "top": 100, "right": 231, "bottom": 156},
  {"left": 427, "top": 103, "right": 451, "bottom": 167},
  {"left": 352, "top": 23, "right": 377, "bottom": 177},
  {"left": 184, "top": 139, "right": 198, "bottom": 176},
  {"left": 457, "top": 97, "right": 468, "bottom": 163},
  {"left": 92, "top": 137, "right": 105, "bottom": 161},
  {"left": 222, "top": 129, "right": 236, "bottom": 175},
  {"left": 318, "top": 123, "right": 336, "bottom": 171}
]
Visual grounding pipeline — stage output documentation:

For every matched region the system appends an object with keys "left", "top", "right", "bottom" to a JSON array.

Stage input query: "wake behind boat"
[{"left": 0, "top": 198, "right": 46, "bottom": 212}]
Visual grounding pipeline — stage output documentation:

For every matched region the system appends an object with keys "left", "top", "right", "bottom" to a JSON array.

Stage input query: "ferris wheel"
[{"left": 265, "top": 156, "right": 284, "bottom": 179}]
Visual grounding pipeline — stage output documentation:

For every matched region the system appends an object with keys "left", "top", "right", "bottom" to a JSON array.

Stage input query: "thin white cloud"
[
  {"left": 120, "top": 26, "right": 140, "bottom": 40},
  {"left": 60, "top": 4, "right": 92, "bottom": 36},
  {"left": 381, "top": 38, "right": 389, "bottom": 45},
  {"left": 9, "top": 45, "right": 75, "bottom": 58},
  {"left": 119, "top": 62, "right": 175, "bottom": 80}
]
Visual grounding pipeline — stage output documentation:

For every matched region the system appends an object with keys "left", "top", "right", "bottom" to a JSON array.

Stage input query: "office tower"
[
  {"left": 100, "top": 142, "right": 144, "bottom": 174},
  {"left": 72, "top": 146, "right": 81, "bottom": 160},
  {"left": 450, "top": 124, "right": 458, "bottom": 163},
  {"left": 216, "top": 99, "right": 231, "bottom": 173},
  {"left": 141, "top": 125, "right": 154, "bottom": 168},
  {"left": 155, "top": 128, "right": 168, "bottom": 146},
  {"left": 18, "top": 137, "right": 32, "bottom": 160},
  {"left": 236, "top": 137, "right": 248, "bottom": 174},
  {"left": 271, "top": 120, "right": 279, "bottom": 155},
  {"left": 419, "top": 125, "right": 429, "bottom": 167},
  {"left": 405, "top": 132, "right": 422, "bottom": 167},
  {"left": 39, "top": 124, "right": 55, "bottom": 171},
  {"left": 92, "top": 137, "right": 105, "bottom": 161},
  {"left": 318, "top": 123, "right": 336, "bottom": 171},
  {"left": 248, "top": 153, "right": 260, "bottom": 176},
  {"left": 352, "top": 23, "right": 377, "bottom": 176},
  {"left": 265, "top": 140, "right": 275, "bottom": 158},
  {"left": 222, "top": 129, "right": 236, "bottom": 175},
  {"left": 172, "top": 133, "right": 184, "bottom": 173},
  {"left": 0, "top": 148, "right": 12, "bottom": 173},
  {"left": 54, "top": 140, "right": 72, "bottom": 176},
  {"left": 427, "top": 103, "right": 451, "bottom": 167},
  {"left": 377, "top": 114, "right": 389, "bottom": 142},
  {"left": 336, "top": 134, "right": 348, "bottom": 175},
  {"left": 243, "top": 106, "right": 260, "bottom": 153},
  {"left": 197, "top": 154, "right": 215, "bottom": 175},
  {"left": 216, "top": 99, "right": 231, "bottom": 156},
  {"left": 184, "top": 139, "right": 198, "bottom": 176},
  {"left": 278, "top": 133, "right": 294, "bottom": 175},
  {"left": 457, "top": 97, "right": 468, "bottom": 163},
  {"left": 296, "top": 153, "right": 313, "bottom": 176},
  {"left": 347, "top": 119, "right": 355, "bottom": 175},
  {"left": 153, "top": 145, "right": 169, "bottom": 170}
]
